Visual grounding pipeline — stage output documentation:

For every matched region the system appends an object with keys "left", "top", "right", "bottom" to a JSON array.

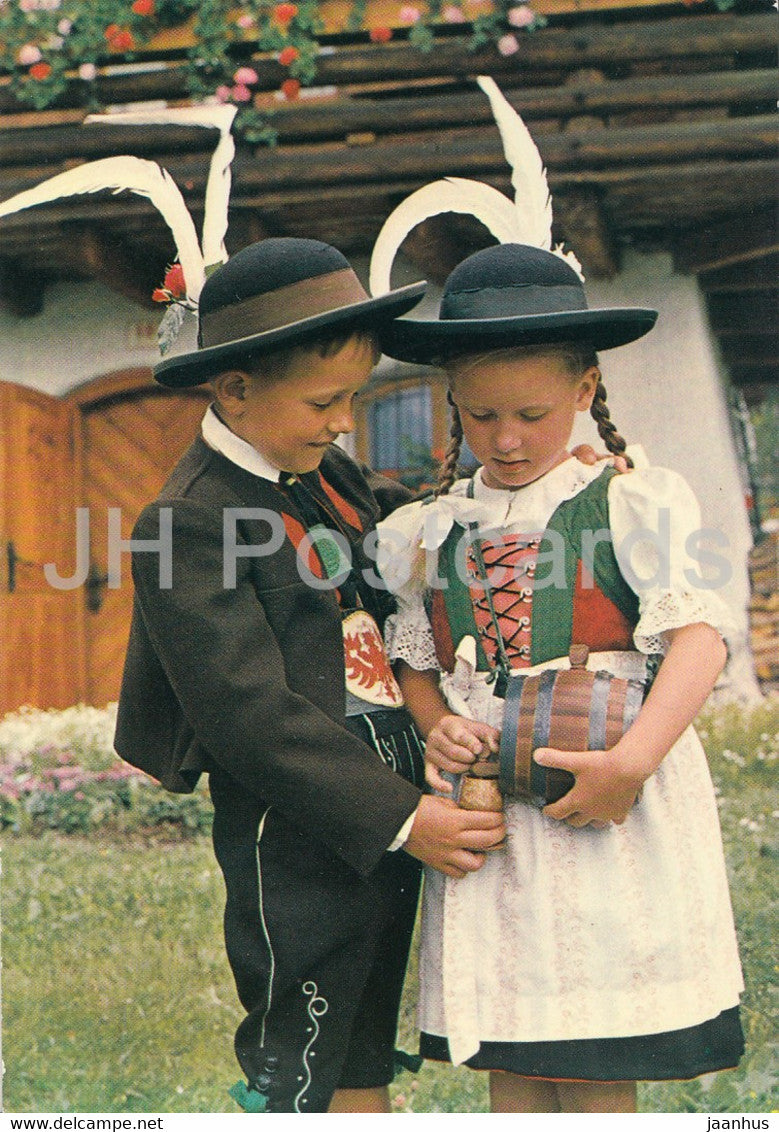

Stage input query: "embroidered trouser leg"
[{"left": 210, "top": 767, "right": 421, "bottom": 1113}]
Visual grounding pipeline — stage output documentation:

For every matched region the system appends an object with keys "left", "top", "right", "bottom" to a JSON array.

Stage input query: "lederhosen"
[{"left": 210, "top": 469, "right": 425, "bottom": 1113}]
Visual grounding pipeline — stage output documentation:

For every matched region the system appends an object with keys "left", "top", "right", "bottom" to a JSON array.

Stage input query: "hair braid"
[
  {"left": 436, "top": 392, "right": 464, "bottom": 496},
  {"left": 590, "top": 379, "right": 633, "bottom": 468}
]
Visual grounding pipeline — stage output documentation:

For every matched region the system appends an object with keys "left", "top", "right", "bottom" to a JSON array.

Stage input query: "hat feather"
[
  {"left": 0, "top": 154, "right": 206, "bottom": 300},
  {"left": 369, "top": 76, "right": 585, "bottom": 294},
  {"left": 369, "top": 176, "right": 519, "bottom": 296},
  {"left": 475, "top": 75, "right": 552, "bottom": 251},
  {"left": 85, "top": 104, "right": 237, "bottom": 269}
]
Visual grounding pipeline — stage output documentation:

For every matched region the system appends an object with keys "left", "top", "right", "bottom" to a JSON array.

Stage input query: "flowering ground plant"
[{"left": 0, "top": 703, "right": 213, "bottom": 836}]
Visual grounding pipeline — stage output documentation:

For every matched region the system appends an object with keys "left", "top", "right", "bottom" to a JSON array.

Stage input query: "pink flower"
[
  {"left": 78, "top": 62, "right": 97, "bottom": 80},
  {"left": 233, "top": 65, "right": 259, "bottom": 86},
  {"left": 399, "top": 5, "right": 421, "bottom": 23},
  {"left": 442, "top": 5, "right": 466, "bottom": 22},
  {"left": 231, "top": 83, "right": 253, "bottom": 103},
  {"left": 57, "top": 18, "right": 72, "bottom": 34},
  {"left": 236, "top": 14, "right": 255, "bottom": 29},
  {"left": 497, "top": 33, "right": 520, "bottom": 55},
  {"left": 18, "top": 0, "right": 37, "bottom": 11},
  {"left": 18, "top": 44, "right": 42, "bottom": 65},
  {"left": 74, "top": 791, "right": 86, "bottom": 801},
  {"left": 507, "top": 5, "right": 535, "bottom": 28},
  {"left": 214, "top": 83, "right": 232, "bottom": 103}
]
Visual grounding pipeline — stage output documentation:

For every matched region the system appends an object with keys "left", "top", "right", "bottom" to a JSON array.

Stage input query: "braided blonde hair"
[{"left": 436, "top": 390, "right": 464, "bottom": 496}]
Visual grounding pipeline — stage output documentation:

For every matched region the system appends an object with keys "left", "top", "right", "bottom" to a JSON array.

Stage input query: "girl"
[{"left": 376, "top": 242, "right": 745, "bottom": 1113}]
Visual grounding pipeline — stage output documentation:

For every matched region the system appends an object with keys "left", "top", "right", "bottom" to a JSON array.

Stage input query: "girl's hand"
[
  {"left": 425, "top": 715, "right": 501, "bottom": 793},
  {"left": 534, "top": 745, "right": 646, "bottom": 827}
]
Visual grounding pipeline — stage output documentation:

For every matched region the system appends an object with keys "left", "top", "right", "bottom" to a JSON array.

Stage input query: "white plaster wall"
[{"left": 0, "top": 280, "right": 195, "bottom": 394}]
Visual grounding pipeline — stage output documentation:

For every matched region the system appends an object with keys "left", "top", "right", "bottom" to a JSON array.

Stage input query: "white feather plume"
[
  {"left": 85, "top": 104, "right": 237, "bottom": 268},
  {"left": 369, "top": 75, "right": 585, "bottom": 293},
  {"left": 475, "top": 75, "right": 552, "bottom": 251},
  {"left": 369, "top": 177, "right": 519, "bottom": 296},
  {"left": 0, "top": 154, "right": 206, "bottom": 300}
]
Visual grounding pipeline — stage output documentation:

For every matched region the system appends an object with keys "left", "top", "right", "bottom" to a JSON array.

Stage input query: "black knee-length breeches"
[{"left": 209, "top": 711, "right": 425, "bottom": 1113}]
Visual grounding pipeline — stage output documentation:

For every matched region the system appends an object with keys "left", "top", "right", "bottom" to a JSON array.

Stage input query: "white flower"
[
  {"left": 18, "top": 43, "right": 42, "bottom": 65},
  {"left": 497, "top": 33, "right": 520, "bottom": 56}
]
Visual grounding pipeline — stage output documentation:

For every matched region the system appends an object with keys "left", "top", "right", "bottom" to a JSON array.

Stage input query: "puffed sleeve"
[
  {"left": 608, "top": 466, "right": 738, "bottom": 654},
  {"left": 376, "top": 500, "right": 441, "bottom": 672}
]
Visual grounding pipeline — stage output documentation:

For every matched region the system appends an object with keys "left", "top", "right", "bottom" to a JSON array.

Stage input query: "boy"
[{"left": 114, "top": 238, "right": 505, "bottom": 1114}]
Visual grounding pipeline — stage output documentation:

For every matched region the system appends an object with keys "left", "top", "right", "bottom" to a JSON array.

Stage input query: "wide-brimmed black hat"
[
  {"left": 379, "top": 243, "right": 657, "bottom": 365},
  {"left": 154, "top": 237, "right": 426, "bottom": 387}
]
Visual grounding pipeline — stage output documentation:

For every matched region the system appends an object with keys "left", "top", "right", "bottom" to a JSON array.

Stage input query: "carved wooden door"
[
  {"left": 75, "top": 373, "right": 210, "bottom": 706},
  {"left": 0, "top": 382, "right": 81, "bottom": 712}
]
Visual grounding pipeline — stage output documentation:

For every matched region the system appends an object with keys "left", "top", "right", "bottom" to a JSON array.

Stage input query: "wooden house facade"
[{"left": 0, "top": 0, "right": 776, "bottom": 712}]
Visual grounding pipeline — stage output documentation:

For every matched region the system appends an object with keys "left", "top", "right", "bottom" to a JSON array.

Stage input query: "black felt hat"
[
  {"left": 379, "top": 243, "right": 657, "bottom": 365},
  {"left": 154, "top": 237, "right": 426, "bottom": 388}
]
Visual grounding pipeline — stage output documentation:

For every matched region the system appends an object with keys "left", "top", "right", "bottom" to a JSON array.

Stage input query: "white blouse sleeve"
[
  {"left": 608, "top": 467, "right": 738, "bottom": 654},
  {"left": 376, "top": 501, "right": 441, "bottom": 672}
]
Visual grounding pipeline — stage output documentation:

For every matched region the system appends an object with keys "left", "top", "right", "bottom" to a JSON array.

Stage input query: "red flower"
[
  {"left": 29, "top": 62, "right": 52, "bottom": 81},
  {"left": 132, "top": 0, "right": 155, "bottom": 15},
  {"left": 274, "top": 3, "right": 298, "bottom": 25},
  {"left": 278, "top": 45, "right": 300, "bottom": 66},
  {"left": 152, "top": 288, "right": 168, "bottom": 303},
  {"left": 369, "top": 26, "right": 393, "bottom": 43},
  {"left": 105, "top": 26, "right": 135, "bottom": 51},
  {"left": 281, "top": 78, "right": 301, "bottom": 100},
  {"left": 163, "top": 262, "right": 186, "bottom": 297}
]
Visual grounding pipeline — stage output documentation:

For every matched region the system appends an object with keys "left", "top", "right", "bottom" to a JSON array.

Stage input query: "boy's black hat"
[
  {"left": 154, "top": 237, "right": 426, "bottom": 388},
  {"left": 379, "top": 243, "right": 657, "bottom": 365}
]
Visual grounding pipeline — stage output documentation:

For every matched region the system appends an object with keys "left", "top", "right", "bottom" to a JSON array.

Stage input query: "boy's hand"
[
  {"left": 404, "top": 795, "right": 506, "bottom": 878},
  {"left": 571, "top": 444, "right": 630, "bottom": 474},
  {"left": 535, "top": 746, "right": 645, "bottom": 828},
  {"left": 425, "top": 715, "right": 500, "bottom": 793}
]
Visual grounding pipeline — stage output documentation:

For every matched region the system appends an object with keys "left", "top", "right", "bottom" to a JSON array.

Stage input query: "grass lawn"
[{"left": 2, "top": 701, "right": 777, "bottom": 1113}]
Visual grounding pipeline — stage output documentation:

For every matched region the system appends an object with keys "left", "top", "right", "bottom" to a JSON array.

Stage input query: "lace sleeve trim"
[
  {"left": 633, "top": 588, "right": 734, "bottom": 655},
  {"left": 384, "top": 606, "right": 440, "bottom": 672}
]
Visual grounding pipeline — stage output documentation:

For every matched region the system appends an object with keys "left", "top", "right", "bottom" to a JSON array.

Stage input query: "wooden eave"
[{"left": 0, "top": 1, "right": 776, "bottom": 392}]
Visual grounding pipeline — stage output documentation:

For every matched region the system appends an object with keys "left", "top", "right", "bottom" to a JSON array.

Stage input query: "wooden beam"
[
  {"left": 2, "top": 68, "right": 774, "bottom": 161},
  {"left": 698, "top": 255, "right": 779, "bottom": 295},
  {"left": 0, "top": 256, "right": 45, "bottom": 316},
  {"left": 706, "top": 290, "right": 779, "bottom": 336},
  {"left": 552, "top": 189, "right": 620, "bottom": 278},
  {"left": 673, "top": 208, "right": 778, "bottom": 274},
  {"left": 2, "top": 112, "right": 761, "bottom": 196},
  {"left": 66, "top": 226, "right": 163, "bottom": 307}
]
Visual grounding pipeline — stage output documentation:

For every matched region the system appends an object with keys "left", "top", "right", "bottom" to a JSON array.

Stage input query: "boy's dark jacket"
[{"left": 114, "top": 437, "right": 421, "bottom": 879}]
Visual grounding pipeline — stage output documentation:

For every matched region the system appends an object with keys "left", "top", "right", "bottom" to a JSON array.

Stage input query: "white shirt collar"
[{"left": 201, "top": 404, "right": 281, "bottom": 483}]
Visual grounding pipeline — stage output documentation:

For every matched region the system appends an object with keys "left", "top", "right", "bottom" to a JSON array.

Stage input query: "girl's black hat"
[
  {"left": 379, "top": 243, "right": 657, "bottom": 366},
  {"left": 154, "top": 237, "right": 426, "bottom": 388}
]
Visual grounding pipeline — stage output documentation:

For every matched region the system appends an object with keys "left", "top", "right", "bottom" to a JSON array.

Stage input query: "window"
[{"left": 367, "top": 385, "right": 433, "bottom": 484}]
